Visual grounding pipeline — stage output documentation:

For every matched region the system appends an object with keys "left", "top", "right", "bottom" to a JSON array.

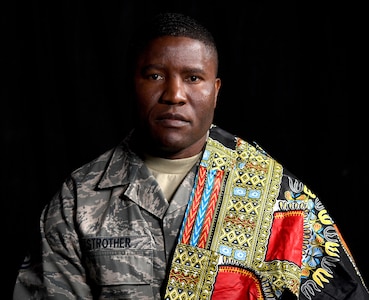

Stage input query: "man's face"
[{"left": 133, "top": 36, "right": 221, "bottom": 158}]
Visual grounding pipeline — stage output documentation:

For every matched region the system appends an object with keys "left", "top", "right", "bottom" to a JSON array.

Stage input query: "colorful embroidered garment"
[{"left": 164, "top": 125, "right": 368, "bottom": 299}]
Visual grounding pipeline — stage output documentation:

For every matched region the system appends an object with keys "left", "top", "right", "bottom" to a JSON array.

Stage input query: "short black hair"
[
  {"left": 136, "top": 12, "right": 216, "bottom": 49},
  {"left": 128, "top": 12, "right": 218, "bottom": 73}
]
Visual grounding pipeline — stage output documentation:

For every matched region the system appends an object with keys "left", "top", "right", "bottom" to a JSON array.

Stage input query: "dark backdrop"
[{"left": 3, "top": 0, "right": 367, "bottom": 298}]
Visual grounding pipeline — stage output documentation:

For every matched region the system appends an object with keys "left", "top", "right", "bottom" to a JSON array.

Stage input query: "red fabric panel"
[
  {"left": 265, "top": 210, "right": 304, "bottom": 266},
  {"left": 211, "top": 265, "right": 263, "bottom": 300}
]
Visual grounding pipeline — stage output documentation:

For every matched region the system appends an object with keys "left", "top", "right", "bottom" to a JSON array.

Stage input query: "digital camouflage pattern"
[
  {"left": 13, "top": 125, "right": 369, "bottom": 299},
  {"left": 14, "top": 129, "right": 197, "bottom": 299}
]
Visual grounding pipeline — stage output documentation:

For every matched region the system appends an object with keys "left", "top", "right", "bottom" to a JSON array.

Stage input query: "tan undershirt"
[{"left": 144, "top": 153, "right": 202, "bottom": 201}]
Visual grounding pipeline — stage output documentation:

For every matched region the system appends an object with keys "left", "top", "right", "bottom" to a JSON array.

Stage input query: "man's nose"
[{"left": 160, "top": 77, "right": 186, "bottom": 105}]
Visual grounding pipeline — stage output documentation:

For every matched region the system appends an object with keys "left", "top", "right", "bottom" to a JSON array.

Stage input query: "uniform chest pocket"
[
  {"left": 85, "top": 248, "right": 153, "bottom": 286},
  {"left": 82, "top": 236, "right": 154, "bottom": 286}
]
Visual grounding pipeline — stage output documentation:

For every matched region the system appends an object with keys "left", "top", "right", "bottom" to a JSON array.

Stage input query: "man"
[{"left": 13, "top": 12, "right": 369, "bottom": 299}]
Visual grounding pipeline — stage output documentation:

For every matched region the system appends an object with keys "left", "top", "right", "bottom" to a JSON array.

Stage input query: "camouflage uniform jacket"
[
  {"left": 13, "top": 125, "right": 369, "bottom": 299},
  {"left": 14, "top": 129, "right": 197, "bottom": 299}
]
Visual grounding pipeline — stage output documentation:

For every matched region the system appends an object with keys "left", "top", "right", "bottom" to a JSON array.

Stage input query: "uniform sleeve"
[{"left": 13, "top": 179, "right": 93, "bottom": 299}]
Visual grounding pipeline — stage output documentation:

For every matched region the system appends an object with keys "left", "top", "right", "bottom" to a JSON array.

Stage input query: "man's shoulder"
[
  {"left": 68, "top": 138, "right": 140, "bottom": 185},
  {"left": 209, "top": 124, "right": 238, "bottom": 149},
  {"left": 72, "top": 146, "right": 120, "bottom": 176}
]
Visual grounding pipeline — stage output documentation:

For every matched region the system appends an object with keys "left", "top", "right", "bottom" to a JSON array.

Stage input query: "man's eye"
[
  {"left": 188, "top": 75, "right": 199, "bottom": 82},
  {"left": 150, "top": 74, "right": 163, "bottom": 80}
]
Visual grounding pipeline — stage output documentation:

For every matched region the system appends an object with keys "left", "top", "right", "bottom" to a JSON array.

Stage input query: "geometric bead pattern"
[{"left": 164, "top": 132, "right": 299, "bottom": 299}]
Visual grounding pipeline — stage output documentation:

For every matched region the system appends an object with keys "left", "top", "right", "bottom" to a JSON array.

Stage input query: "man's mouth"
[{"left": 157, "top": 113, "right": 189, "bottom": 127}]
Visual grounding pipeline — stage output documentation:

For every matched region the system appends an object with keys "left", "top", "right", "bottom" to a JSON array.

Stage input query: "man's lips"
[{"left": 156, "top": 113, "right": 189, "bottom": 127}]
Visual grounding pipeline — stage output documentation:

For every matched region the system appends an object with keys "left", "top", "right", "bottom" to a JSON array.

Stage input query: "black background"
[{"left": 3, "top": 0, "right": 367, "bottom": 298}]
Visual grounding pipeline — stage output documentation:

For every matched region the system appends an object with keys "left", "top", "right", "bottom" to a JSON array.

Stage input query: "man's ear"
[{"left": 214, "top": 78, "right": 221, "bottom": 108}]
